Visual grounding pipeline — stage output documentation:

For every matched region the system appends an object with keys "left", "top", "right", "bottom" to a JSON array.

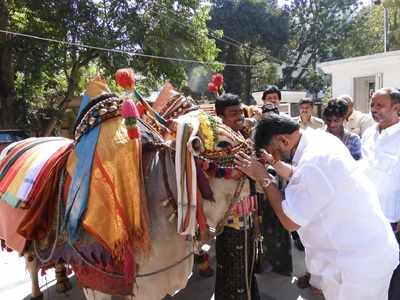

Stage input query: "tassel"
[{"left": 121, "top": 99, "right": 140, "bottom": 139}]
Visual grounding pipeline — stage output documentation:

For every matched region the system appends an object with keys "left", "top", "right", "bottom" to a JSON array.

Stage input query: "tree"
[
  {"left": 384, "top": 0, "right": 400, "bottom": 50},
  {"left": 283, "top": 0, "right": 359, "bottom": 89},
  {"left": 0, "top": 0, "right": 220, "bottom": 134},
  {"left": 0, "top": 0, "right": 18, "bottom": 129},
  {"left": 338, "top": 1, "right": 400, "bottom": 57},
  {"left": 209, "top": 0, "right": 289, "bottom": 103}
]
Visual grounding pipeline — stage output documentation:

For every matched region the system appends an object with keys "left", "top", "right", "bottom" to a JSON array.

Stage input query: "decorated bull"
[{"left": 0, "top": 71, "right": 253, "bottom": 300}]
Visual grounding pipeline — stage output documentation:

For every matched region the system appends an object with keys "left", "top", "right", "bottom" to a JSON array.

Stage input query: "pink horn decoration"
[{"left": 121, "top": 99, "right": 140, "bottom": 139}]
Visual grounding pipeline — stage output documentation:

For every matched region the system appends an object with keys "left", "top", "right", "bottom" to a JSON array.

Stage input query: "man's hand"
[{"left": 234, "top": 151, "right": 270, "bottom": 183}]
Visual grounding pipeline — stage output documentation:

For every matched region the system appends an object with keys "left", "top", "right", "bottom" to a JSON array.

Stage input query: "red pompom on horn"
[
  {"left": 208, "top": 73, "right": 224, "bottom": 97},
  {"left": 212, "top": 73, "right": 224, "bottom": 88},
  {"left": 115, "top": 68, "right": 136, "bottom": 91},
  {"left": 207, "top": 82, "right": 218, "bottom": 93}
]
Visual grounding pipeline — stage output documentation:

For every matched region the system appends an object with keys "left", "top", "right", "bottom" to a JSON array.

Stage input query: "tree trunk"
[
  {"left": 223, "top": 46, "right": 243, "bottom": 96},
  {"left": 42, "top": 63, "right": 80, "bottom": 136},
  {"left": 243, "top": 51, "right": 253, "bottom": 105},
  {"left": 0, "top": 1, "right": 17, "bottom": 129}
]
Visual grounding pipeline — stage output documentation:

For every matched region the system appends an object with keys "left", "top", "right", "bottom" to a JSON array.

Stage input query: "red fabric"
[
  {"left": 17, "top": 144, "right": 73, "bottom": 240},
  {"left": 196, "top": 190, "right": 207, "bottom": 234},
  {"left": 73, "top": 262, "right": 133, "bottom": 296},
  {"left": 0, "top": 201, "right": 28, "bottom": 252}
]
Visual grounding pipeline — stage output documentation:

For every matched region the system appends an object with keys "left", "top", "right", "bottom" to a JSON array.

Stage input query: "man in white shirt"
[
  {"left": 235, "top": 114, "right": 399, "bottom": 300},
  {"left": 361, "top": 88, "right": 400, "bottom": 299},
  {"left": 338, "top": 94, "right": 375, "bottom": 137},
  {"left": 361, "top": 88, "right": 400, "bottom": 224}
]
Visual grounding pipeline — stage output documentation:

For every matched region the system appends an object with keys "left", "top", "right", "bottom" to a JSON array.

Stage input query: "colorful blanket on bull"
[
  {"left": 65, "top": 116, "right": 151, "bottom": 286},
  {"left": 0, "top": 137, "right": 73, "bottom": 209}
]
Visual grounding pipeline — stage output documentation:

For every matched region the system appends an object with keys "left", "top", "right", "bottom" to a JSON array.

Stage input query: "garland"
[{"left": 199, "top": 111, "right": 218, "bottom": 152}]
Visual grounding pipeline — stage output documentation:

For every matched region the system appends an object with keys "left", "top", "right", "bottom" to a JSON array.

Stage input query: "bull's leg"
[
  {"left": 55, "top": 263, "right": 72, "bottom": 293},
  {"left": 24, "top": 253, "right": 43, "bottom": 300}
]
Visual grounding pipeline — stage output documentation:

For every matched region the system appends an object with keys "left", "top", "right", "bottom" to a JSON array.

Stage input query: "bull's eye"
[{"left": 216, "top": 141, "right": 231, "bottom": 148}]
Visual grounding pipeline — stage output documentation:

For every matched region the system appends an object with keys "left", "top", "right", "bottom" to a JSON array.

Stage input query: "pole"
[{"left": 384, "top": 6, "right": 388, "bottom": 52}]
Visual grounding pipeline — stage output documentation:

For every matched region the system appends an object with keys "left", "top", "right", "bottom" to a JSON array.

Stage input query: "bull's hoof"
[
  {"left": 30, "top": 292, "right": 43, "bottom": 300},
  {"left": 56, "top": 279, "right": 72, "bottom": 293}
]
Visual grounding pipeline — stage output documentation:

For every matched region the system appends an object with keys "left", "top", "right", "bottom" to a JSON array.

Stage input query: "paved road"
[{"left": 1, "top": 241, "right": 323, "bottom": 300}]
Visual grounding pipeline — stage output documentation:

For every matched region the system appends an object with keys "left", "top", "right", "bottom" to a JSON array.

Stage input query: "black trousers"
[
  {"left": 215, "top": 226, "right": 260, "bottom": 300},
  {"left": 389, "top": 229, "right": 400, "bottom": 300},
  {"left": 260, "top": 198, "right": 293, "bottom": 276}
]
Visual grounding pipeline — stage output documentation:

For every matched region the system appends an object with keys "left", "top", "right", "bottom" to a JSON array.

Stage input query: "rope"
[
  {"left": 68, "top": 241, "right": 195, "bottom": 279},
  {"left": 214, "top": 177, "right": 246, "bottom": 236},
  {"left": 137, "top": 252, "right": 193, "bottom": 278},
  {"left": 0, "top": 29, "right": 254, "bottom": 68},
  {"left": 244, "top": 217, "right": 251, "bottom": 300}
]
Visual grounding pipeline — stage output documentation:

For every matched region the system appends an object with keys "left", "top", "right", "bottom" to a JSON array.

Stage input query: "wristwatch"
[{"left": 260, "top": 177, "right": 272, "bottom": 189}]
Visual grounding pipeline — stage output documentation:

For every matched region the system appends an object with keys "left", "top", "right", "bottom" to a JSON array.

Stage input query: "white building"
[{"left": 319, "top": 50, "right": 400, "bottom": 113}]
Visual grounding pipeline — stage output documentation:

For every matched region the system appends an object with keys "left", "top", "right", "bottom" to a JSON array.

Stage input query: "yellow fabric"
[
  {"left": 85, "top": 76, "right": 111, "bottom": 99},
  {"left": 66, "top": 117, "right": 148, "bottom": 257}
]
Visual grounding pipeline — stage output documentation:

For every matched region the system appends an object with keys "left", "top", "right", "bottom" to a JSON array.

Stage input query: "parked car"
[{"left": 0, "top": 130, "right": 29, "bottom": 152}]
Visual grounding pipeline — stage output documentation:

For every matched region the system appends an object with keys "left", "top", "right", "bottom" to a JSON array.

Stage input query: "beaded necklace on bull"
[{"left": 74, "top": 69, "right": 168, "bottom": 143}]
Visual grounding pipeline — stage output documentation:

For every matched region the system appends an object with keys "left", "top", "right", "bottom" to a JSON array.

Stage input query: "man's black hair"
[
  {"left": 262, "top": 85, "right": 281, "bottom": 101},
  {"left": 322, "top": 98, "right": 349, "bottom": 119},
  {"left": 299, "top": 97, "right": 314, "bottom": 106},
  {"left": 379, "top": 87, "right": 400, "bottom": 104},
  {"left": 254, "top": 114, "right": 300, "bottom": 150},
  {"left": 215, "top": 93, "right": 241, "bottom": 116}
]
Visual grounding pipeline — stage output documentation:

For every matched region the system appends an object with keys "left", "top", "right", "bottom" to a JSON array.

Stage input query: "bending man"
[{"left": 235, "top": 114, "right": 398, "bottom": 300}]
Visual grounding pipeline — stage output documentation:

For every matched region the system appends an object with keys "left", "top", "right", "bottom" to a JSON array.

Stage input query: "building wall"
[{"left": 319, "top": 51, "right": 400, "bottom": 113}]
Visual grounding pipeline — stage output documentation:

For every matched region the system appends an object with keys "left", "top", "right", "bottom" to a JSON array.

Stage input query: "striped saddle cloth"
[{"left": 0, "top": 137, "right": 73, "bottom": 208}]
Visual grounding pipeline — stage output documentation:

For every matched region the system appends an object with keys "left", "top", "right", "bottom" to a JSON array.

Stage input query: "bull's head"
[{"left": 147, "top": 83, "right": 256, "bottom": 232}]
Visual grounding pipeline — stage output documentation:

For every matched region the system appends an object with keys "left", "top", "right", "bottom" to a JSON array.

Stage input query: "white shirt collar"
[
  {"left": 379, "top": 120, "right": 400, "bottom": 137},
  {"left": 375, "top": 122, "right": 400, "bottom": 137},
  {"left": 292, "top": 130, "right": 307, "bottom": 166}
]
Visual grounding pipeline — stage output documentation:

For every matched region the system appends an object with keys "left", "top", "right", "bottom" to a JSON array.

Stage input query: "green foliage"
[
  {"left": 338, "top": 6, "right": 385, "bottom": 57},
  {"left": 1, "top": 0, "right": 220, "bottom": 133},
  {"left": 209, "top": 0, "right": 289, "bottom": 101},
  {"left": 384, "top": 0, "right": 400, "bottom": 50},
  {"left": 338, "top": 2, "right": 400, "bottom": 56},
  {"left": 283, "top": 0, "right": 360, "bottom": 91}
]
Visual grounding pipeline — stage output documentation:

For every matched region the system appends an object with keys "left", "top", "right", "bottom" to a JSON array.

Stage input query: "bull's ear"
[{"left": 189, "top": 137, "right": 204, "bottom": 155}]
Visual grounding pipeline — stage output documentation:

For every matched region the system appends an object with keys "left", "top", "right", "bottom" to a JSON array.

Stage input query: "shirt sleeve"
[
  {"left": 282, "top": 163, "right": 335, "bottom": 227},
  {"left": 349, "top": 135, "right": 362, "bottom": 160},
  {"left": 360, "top": 114, "right": 375, "bottom": 136}
]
